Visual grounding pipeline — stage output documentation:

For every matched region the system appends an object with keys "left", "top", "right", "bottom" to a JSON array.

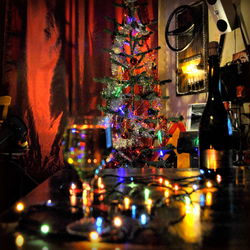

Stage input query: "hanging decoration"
[{"left": 95, "top": 0, "right": 179, "bottom": 168}]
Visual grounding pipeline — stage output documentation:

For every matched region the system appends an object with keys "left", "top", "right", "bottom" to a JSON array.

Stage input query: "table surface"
[{"left": 1, "top": 166, "right": 250, "bottom": 250}]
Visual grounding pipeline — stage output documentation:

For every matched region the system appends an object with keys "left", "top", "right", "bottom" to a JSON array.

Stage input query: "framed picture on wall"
[{"left": 175, "top": 1, "right": 208, "bottom": 95}]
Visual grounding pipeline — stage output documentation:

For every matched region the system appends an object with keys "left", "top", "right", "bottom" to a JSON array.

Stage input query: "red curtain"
[{"left": 0, "top": 0, "right": 158, "bottom": 182}]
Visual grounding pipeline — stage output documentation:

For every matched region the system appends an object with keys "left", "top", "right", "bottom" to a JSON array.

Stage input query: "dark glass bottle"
[{"left": 199, "top": 41, "right": 233, "bottom": 172}]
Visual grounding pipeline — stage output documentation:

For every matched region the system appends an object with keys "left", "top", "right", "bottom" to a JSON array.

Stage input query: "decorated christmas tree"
[{"left": 95, "top": 0, "right": 181, "bottom": 168}]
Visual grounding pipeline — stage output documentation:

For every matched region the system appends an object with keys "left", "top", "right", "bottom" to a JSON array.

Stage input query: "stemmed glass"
[{"left": 63, "top": 116, "right": 112, "bottom": 218}]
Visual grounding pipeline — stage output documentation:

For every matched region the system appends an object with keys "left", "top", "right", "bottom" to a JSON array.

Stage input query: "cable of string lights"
[{"left": 13, "top": 168, "right": 222, "bottom": 244}]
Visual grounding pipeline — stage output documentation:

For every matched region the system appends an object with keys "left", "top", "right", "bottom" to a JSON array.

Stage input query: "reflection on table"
[{"left": 1, "top": 166, "right": 250, "bottom": 249}]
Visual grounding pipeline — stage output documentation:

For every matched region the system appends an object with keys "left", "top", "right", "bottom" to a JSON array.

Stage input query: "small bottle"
[{"left": 199, "top": 41, "right": 233, "bottom": 176}]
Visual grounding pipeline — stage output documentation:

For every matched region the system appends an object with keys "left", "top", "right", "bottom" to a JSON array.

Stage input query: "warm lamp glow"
[
  {"left": 16, "top": 202, "right": 25, "bottom": 212},
  {"left": 182, "top": 63, "right": 200, "bottom": 74}
]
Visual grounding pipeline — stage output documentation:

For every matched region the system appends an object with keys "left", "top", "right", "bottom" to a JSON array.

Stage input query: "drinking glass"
[{"left": 63, "top": 116, "right": 112, "bottom": 215}]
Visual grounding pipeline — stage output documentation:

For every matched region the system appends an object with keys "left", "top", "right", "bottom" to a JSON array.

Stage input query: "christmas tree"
[{"left": 95, "top": 0, "right": 181, "bottom": 168}]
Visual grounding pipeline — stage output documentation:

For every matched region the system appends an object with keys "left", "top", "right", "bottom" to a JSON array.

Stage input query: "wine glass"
[{"left": 63, "top": 116, "right": 112, "bottom": 216}]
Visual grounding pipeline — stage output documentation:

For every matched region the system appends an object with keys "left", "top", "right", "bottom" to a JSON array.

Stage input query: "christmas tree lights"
[{"left": 95, "top": 0, "right": 179, "bottom": 168}]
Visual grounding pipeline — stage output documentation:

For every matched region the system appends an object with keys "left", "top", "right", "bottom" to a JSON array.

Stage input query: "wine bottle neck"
[{"left": 208, "top": 55, "right": 221, "bottom": 96}]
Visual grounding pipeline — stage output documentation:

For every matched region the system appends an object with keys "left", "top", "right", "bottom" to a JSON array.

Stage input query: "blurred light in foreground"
[
  {"left": 164, "top": 180, "right": 170, "bottom": 187},
  {"left": 89, "top": 231, "right": 99, "bottom": 242},
  {"left": 146, "top": 198, "right": 153, "bottom": 214},
  {"left": 158, "top": 177, "right": 163, "bottom": 184},
  {"left": 216, "top": 174, "right": 222, "bottom": 183},
  {"left": 206, "top": 192, "right": 213, "bottom": 206},
  {"left": 15, "top": 234, "right": 24, "bottom": 247},
  {"left": 140, "top": 214, "right": 147, "bottom": 225},
  {"left": 67, "top": 158, "right": 74, "bottom": 165},
  {"left": 164, "top": 189, "right": 170, "bottom": 198},
  {"left": 113, "top": 216, "right": 122, "bottom": 227},
  {"left": 174, "top": 184, "right": 179, "bottom": 191},
  {"left": 144, "top": 188, "right": 150, "bottom": 200},
  {"left": 199, "top": 193, "right": 205, "bottom": 207},
  {"left": 40, "top": 224, "right": 50, "bottom": 234},
  {"left": 96, "top": 217, "right": 103, "bottom": 227},
  {"left": 192, "top": 184, "right": 198, "bottom": 190},
  {"left": 131, "top": 205, "right": 137, "bottom": 219},
  {"left": 124, "top": 197, "right": 130, "bottom": 210},
  {"left": 184, "top": 196, "right": 191, "bottom": 205},
  {"left": 206, "top": 181, "right": 213, "bottom": 188}
]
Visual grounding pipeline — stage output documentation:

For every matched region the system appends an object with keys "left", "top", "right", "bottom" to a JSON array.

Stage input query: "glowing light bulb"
[
  {"left": 96, "top": 217, "right": 103, "bottom": 227},
  {"left": 46, "top": 200, "right": 54, "bottom": 206},
  {"left": 124, "top": 197, "right": 130, "bottom": 210},
  {"left": 140, "top": 214, "right": 147, "bottom": 225},
  {"left": 174, "top": 184, "right": 179, "bottom": 191},
  {"left": 15, "top": 202, "right": 25, "bottom": 212},
  {"left": 97, "top": 177, "right": 105, "bottom": 189},
  {"left": 206, "top": 192, "right": 213, "bottom": 206},
  {"left": 113, "top": 216, "right": 122, "bottom": 227},
  {"left": 70, "top": 193, "right": 77, "bottom": 207},
  {"left": 146, "top": 198, "right": 153, "bottom": 214},
  {"left": 206, "top": 181, "right": 213, "bottom": 188},
  {"left": 158, "top": 177, "right": 163, "bottom": 184},
  {"left": 40, "top": 224, "right": 50, "bottom": 234},
  {"left": 199, "top": 193, "right": 205, "bottom": 207},
  {"left": 144, "top": 188, "right": 150, "bottom": 200},
  {"left": 164, "top": 189, "right": 170, "bottom": 198},
  {"left": 70, "top": 183, "right": 77, "bottom": 190},
  {"left": 131, "top": 205, "right": 137, "bottom": 219},
  {"left": 164, "top": 180, "right": 170, "bottom": 186},
  {"left": 216, "top": 174, "right": 222, "bottom": 183},
  {"left": 89, "top": 231, "right": 99, "bottom": 241},
  {"left": 192, "top": 184, "right": 198, "bottom": 190},
  {"left": 15, "top": 234, "right": 24, "bottom": 247},
  {"left": 67, "top": 158, "right": 74, "bottom": 164}
]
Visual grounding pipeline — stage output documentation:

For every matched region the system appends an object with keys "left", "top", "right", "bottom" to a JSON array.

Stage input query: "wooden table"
[{"left": 1, "top": 166, "right": 250, "bottom": 249}]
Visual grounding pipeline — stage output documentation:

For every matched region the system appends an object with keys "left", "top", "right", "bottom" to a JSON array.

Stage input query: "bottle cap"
[{"left": 208, "top": 41, "right": 218, "bottom": 56}]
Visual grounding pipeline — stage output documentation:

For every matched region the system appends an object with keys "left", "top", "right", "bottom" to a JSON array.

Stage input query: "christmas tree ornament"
[{"left": 94, "top": 0, "right": 178, "bottom": 168}]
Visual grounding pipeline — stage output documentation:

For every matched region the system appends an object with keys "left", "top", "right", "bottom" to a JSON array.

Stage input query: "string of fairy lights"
[{"left": 13, "top": 168, "right": 222, "bottom": 245}]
